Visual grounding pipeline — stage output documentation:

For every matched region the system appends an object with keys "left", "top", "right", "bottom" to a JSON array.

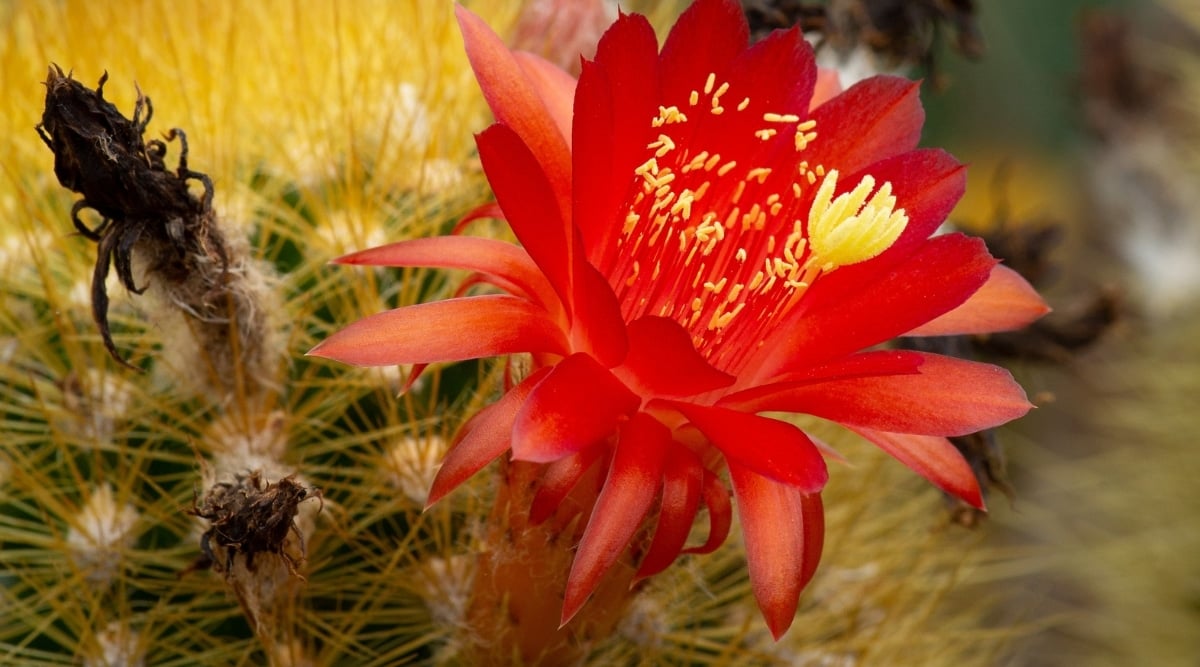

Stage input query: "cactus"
[{"left": 0, "top": 2, "right": 1035, "bottom": 665}]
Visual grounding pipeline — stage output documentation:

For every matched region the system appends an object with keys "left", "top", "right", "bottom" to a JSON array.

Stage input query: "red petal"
[
  {"left": 476, "top": 123, "right": 574, "bottom": 307},
  {"left": 573, "top": 11, "right": 660, "bottom": 263},
  {"left": 567, "top": 260, "right": 630, "bottom": 368},
  {"left": 425, "top": 369, "right": 548, "bottom": 508},
  {"left": 810, "top": 66, "right": 842, "bottom": 110},
  {"left": 658, "top": 0, "right": 749, "bottom": 104},
  {"left": 848, "top": 426, "right": 984, "bottom": 509},
  {"left": 669, "top": 403, "right": 828, "bottom": 493},
  {"left": 729, "top": 465, "right": 824, "bottom": 640},
  {"left": 307, "top": 295, "right": 568, "bottom": 367},
  {"left": 907, "top": 264, "right": 1051, "bottom": 336},
  {"left": 452, "top": 202, "right": 504, "bottom": 235},
  {"left": 751, "top": 233, "right": 995, "bottom": 376},
  {"left": 562, "top": 412, "right": 670, "bottom": 626},
  {"left": 807, "top": 77, "right": 924, "bottom": 175},
  {"left": 617, "top": 317, "right": 734, "bottom": 398},
  {"left": 635, "top": 447, "right": 704, "bottom": 580},
  {"left": 334, "top": 236, "right": 558, "bottom": 310},
  {"left": 683, "top": 469, "right": 733, "bottom": 555},
  {"left": 529, "top": 445, "right": 608, "bottom": 524},
  {"left": 737, "top": 352, "right": 1033, "bottom": 437},
  {"left": 512, "top": 51, "right": 576, "bottom": 148},
  {"left": 511, "top": 353, "right": 640, "bottom": 462},
  {"left": 456, "top": 4, "right": 571, "bottom": 213}
]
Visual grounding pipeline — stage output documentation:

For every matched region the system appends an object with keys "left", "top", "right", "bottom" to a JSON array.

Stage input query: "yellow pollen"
[
  {"left": 689, "top": 90, "right": 699, "bottom": 106},
  {"left": 686, "top": 151, "right": 710, "bottom": 172},
  {"left": 704, "top": 73, "right": 716, "bottom": 95},
  {"left": 755, "top": 128, "right": 777, "bottom": 140},
  {"left": 737, "top": 97, "right": 751, "bottom": 111},
  {"left": 735, "top": 248, "right": 748, "bottom": 263},
  {"left": 727, "top": 283, "right": 744, "bottom": 302},
  {"left": 792, "top": 183, "right": 803, "bottom": 198},
  {"left": 694, "top": 181, "right": 711, "bottom": 200},
  {"left": 623, "top": 211, "right": 640, "bottom": 234},
  {"left": 649, "top": 134, "right": 676, "bottom": 158},
  {"left": 763, "top": 112, "right": 801, "bottom": 123},
  {"left": 806, "top": 171, "right": 817, "bottom": 185},
  {"left": 749, "top": 271, "right": 765, "bottom": 290},
  {"left": 798, "top": 119, "right": 817, "bottom": 132},
  {"left": 806, "top": 170, "right": 909, "bottom": 272},
  {"left": 717, "top": 160, "right": 738, "bottom": 177},
  {"left": 747, "top": 167, "right": 772, "bottom": 183},
  {"left": 815, "top": 165, "right": 826, "bottom": 176},
  {"left": 625, "top": 261, "right": 641, "bottom": 286},
  {"left": 712, "top": 81, "right": 730, "bottom": 102},
  {"left": 653, "top": 106, "right": 688, "bottom": 127},
  {"left": 711, "top": 106, "right": 725, "bottom": 115},
  {"left": 704, "top": 154, "right": 722, "bottom": 171},
  {"left": 770, "top": 202, "right": 783, "bottom": 216}
]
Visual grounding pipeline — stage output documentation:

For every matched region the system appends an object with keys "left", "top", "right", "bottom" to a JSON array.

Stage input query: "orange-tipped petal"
[
  {"left": 425, "top": 369, "right": 548, "bottom": 508},
  {"left": 847, "top": 427, "right": 984, "bottom": 509},
  {"left": 734, "top": 352, "right": 1033, "bottom": 437},
  {"left": 807, "top": 76, "right": 924, "bottom": 176},
  {"left": 670, "top": 403, "right": 828, "bottom": 493},
  {"left": 307, "top": 295, "right": 568, "bottom": 367},
  {"left": 729, "top": 465, "right": 824, "bottom": 640},
  {"left": 334, "top": 236, "right": 558, "bottom": 309},
  {"left": 561, "top": 412, "right": 670, "bottom": 626},
  {"left": 906, "top": 264, "right": 1051, "bottom": 336},
  {"left": 511, "top": 353, "right": 640, "bottom": 462},
  {"left": 809, "top": 66, "right": 842, "bottom": 110},
  {"left": 512, "top": 51, "right": 576, "bottom": 147},
  {"left": 456, "top": 3, "right": 572, "bottom": 215}
]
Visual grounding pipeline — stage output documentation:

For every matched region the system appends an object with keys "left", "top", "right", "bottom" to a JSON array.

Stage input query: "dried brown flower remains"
[
  {"left": 188, "top": 472, "right": 321, "bottom": 579},
  {"left": 36, "top": 65, "right": 229, "bottom": 370}
]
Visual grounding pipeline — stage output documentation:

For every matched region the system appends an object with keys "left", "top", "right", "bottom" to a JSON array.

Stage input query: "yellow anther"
[
  {"left": 755, "top": 129, "right": 778, "bottom": 140},
  {"left": 737, "top": 97, "right": 751, "bottom": 111},
  {"left": 704, "top": 73, "right": 716, "bottom": 95},
  {"left": 806, "top": 170, "right": 908, "bottom": 272},
  {"left": 763, "top": 112, "right": 801, "bottom": 123}
]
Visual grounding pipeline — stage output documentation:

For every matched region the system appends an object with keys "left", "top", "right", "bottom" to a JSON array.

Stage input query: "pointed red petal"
[
  {"left": 729, "top": 465, "right": 824, "bottom": 640},
  {"left": 807, "top": 77, "right": 924, "bottom": 175},
  {"left": 754, "top": 233, "right": 995, "bottom": 375},
  {"left": 511, "top": 353, "right": 640, "bottom": 462},
  {"left": 617, "top": 317, "right": 734, "bottom": 397},
  {"left": 683, "top": 469, "right": 733, "bottom": 555},
  {"left": 512, "top": 51, "right": 576, "bottom": 148},
  {"left": 907, "top": 264, "right": 1051, "bottom": 336},
  {"left": 635, "top": 447, "right": 704, "bottom": 580},
  {"left": 334, "top": 236, "right": 558, "bottom": 309},
  {"left": 562, "top": 412, "right": 670, "bottom": 625},
  {"left": 307, "top": 295, "right": 568, "bottom": 367},
  {"left": 425, "top": 369, "right": 548, "bottom": 508},
  {"left": 529, "top": 444, "right": 608, "bottom": 524},
  {"left": 456, "top": 4, "right": 571, "bottom": 206},
  {"left": 658, "top": 0, "right": 749, "bottom": 104},
  {"left": 669, "top": 403, "right": 828, "bottom": 493},
  {"left": 737, "top": 352, "right": 1032, "bottom": 436},
  {"left": 573, "top": 11, "right": 660, "bottom": 262},
  {"left": 567, "top": 260, "right": 629, "bottom": 368},
  {"left": 847, "top": 426, "right": 984, "bottom": 509},
  {"left": 476, "top": 123, "right": 574, "bottom": 306},
  {"left": 452, "top": 202, "right": 505, "bottom": 235}
]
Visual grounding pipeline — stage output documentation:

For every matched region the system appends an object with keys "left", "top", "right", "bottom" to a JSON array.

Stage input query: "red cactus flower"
[{"left": 310, "top": 0, "right": 1048, "bottom": 639}]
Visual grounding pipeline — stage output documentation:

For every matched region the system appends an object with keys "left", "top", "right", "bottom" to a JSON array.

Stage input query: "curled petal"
[
  {"left": 426, "top": 369, "right": 549, "bottom": 508},
  {"left": 907, "top": 264, "right": 1051, "bottom": 336},
  {"left": 308, "top": 295, "right": 568, "bottom": 367},
  {"left": 511, "top": 353, "right": 640, "bottom": 462},
  {"left": 670, "top": 403, "right": 828, "bottom": 493},
  {"left": 730, "top": 464, "right": 824, "bottom": 640},
  {"left": 683, "top": 469, "right": 733, "bottom": 556},
  {"left": 847, "top": 426, "right": 984, "bottom": 509},
  {"left": 529, "top": 445, "right": 608, "bottom": 524},
  {"left": 635, "top": 447, "right": 704, "bottom": 580},
  {"left": 734, "top": 352, "right": 1033, "bottom": 437},
  {"left": 452, "top": 202, "right": 504, "bottom": 235},
  {"left": 562, "top": 413, "right": 670, "bottom": 626},
  {"left": 618, "top": 316, "right": 734, "bottom": 398}
]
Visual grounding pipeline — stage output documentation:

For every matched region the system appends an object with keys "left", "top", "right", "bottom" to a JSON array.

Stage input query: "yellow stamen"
[{"left": 806, "top": 170, "right": 908, "bottom": 272}]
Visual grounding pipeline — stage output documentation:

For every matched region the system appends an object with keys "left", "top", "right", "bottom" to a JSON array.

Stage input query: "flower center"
[{"left": 604, "top": 72, "right": 908, "bottom": 373}]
